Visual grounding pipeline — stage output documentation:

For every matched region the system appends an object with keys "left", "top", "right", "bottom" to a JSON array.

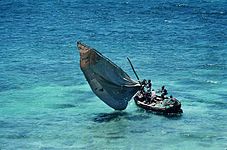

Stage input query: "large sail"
[{"left": 77, "top": 42, "right": 141, "bottom": 110}]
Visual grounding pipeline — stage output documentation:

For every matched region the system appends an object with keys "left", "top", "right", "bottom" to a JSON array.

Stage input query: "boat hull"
[{"left": 134, "top": 96, "right": 183, "bottom": 114}]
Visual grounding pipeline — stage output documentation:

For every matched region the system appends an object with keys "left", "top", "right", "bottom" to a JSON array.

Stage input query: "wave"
[{"left": 206, "top": 80, "right": 219, "bottom": 84}]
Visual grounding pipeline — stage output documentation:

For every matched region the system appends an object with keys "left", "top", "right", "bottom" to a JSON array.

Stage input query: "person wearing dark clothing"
[
  {"left": 160, "top": 86, "right": 168, "bottom": 95},
  {"left": 140, "top": 79, "right": 147, "bottom": 92},
  {"left": 146, "top": 80, "right": 152, "bottom": 93},
  {"left": 163, "top": 89, "right": 168, "bottom": 95},
  {"left": 141, "top": 79, "right": 147, "bottom": 85},
  {"left": 160, "top": 86, "right": 165, "bottom": 92},
  {"left": 160, "top": 86, "right": 168, "bottom": 100}
]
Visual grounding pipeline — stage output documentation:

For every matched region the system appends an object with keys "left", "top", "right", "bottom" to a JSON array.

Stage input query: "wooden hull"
[{"left": 134, "top": 96, "right": 183, "bottom": 114}]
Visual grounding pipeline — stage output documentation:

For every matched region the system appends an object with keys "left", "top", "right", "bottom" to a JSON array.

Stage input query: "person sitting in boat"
[
  {"left": 157, "top": 86, "right": 165, "bottom": 93},
  {"left": 136, "top": 90, "right": 145, "bottom": 102},
  {"left": 146, "top": 80, "right": 152, "bottom": 93},
  {"left": 155, "top": 86, "right": 168, "bottom": 100},
  {"left": 145, "top": 92, "right": 151, "bottom": 104},
  {"left": 149, "top": 89, "right": 157, "bottom": 104},
  {"left": 141, "top": 79, "right": 147, "bottom": 85},
  {"left": 160, "top": 86, "right": 166, "bottom": 93},
  {"left": 170, "top": 95, "right": 174, "bottom": 100},
  {"left": 163, "top": 95, "right": 176, "bottom": 107},
  {"left": 169, "top": 95, "right": 177, "bottom": 104},
  {"left": 161, "top": 86, "right": 168, "bottom": 97},
  {"left": 151, "top": 89, "right": 156, "bottom": 98},
  {"left": 140, "top": 79, "right": 147, "bottom": 92}
]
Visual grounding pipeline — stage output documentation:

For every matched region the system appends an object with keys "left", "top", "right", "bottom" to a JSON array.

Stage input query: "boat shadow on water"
[
  {"left": 92, "top": 109, "right": 182, "bottom": 123},
  {"left": 93, "top": 111, "right": 151, "bottom": 123},
  {"left": 93, "top": 111, "right": 127, "bottom": 123}
]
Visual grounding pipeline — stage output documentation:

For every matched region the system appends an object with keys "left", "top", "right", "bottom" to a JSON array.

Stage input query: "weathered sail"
[{"left": 77, "top": 42, "right": 141, "bottom": 110}]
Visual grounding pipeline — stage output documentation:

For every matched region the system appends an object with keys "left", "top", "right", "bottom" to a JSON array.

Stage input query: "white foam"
[{"left": 206, "top": 80, "right": 218, "bottom": 84}]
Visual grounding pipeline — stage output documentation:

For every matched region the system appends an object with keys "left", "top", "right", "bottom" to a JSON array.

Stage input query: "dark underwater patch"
[
  {"left": 50, "top": 103, "right": 76, "bottom": 109},
  {"left": 93, "top": 135, "right": 125, "bottom": 140},
  {"left": 93, "top": 111, "right": 153, "bottom": 123},
  {"left": 93, "top": 111, "right": 128, "bottom": 123}
]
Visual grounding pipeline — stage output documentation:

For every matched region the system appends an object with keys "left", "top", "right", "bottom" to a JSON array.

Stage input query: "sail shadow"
[{"left": 93, "top": 111, "right": 128, "bottom": 123}]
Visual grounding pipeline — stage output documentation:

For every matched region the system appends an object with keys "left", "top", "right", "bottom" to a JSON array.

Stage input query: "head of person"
[
  {"left": 170, "top": 95, "right": 173, "bottom": 98},
  {"left": 162, "top": 86, "right": 165, "bottom": 90},
  {"left": 148, "top": 80, "right": 151, "bottom": 83}
]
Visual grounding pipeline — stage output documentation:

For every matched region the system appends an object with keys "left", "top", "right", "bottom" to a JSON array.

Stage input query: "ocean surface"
[{"left": 0, "top": 0, "right": 227, "bottom": 149}]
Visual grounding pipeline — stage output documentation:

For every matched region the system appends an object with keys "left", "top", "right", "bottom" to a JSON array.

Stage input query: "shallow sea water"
[{"left": 0, "top": 0, "right": 227, "bottom": 149}]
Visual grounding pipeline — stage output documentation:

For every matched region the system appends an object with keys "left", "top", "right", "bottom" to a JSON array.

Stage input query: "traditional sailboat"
[
  {"left": 77, "top": 41, "right": 141, "bottom": 110},
  {"left": 77, "top": 41, "right": 183, "bottom": 114}
]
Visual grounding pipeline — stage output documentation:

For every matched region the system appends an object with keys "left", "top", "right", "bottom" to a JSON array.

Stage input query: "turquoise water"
[{"left": 0, "top": 0, "right": 227, "bottom": 149}]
